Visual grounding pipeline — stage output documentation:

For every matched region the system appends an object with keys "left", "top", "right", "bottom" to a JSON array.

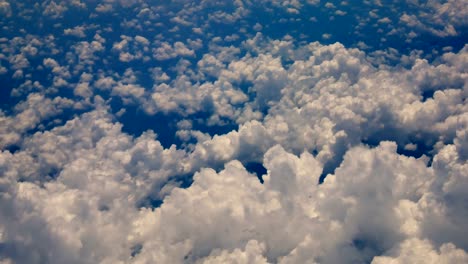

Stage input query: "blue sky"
[{"left": 0, "top": 1, "right": 467, "bottom": 263}]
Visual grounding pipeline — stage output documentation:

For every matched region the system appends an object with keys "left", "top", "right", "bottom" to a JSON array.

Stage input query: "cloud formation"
[{"left": 0, "top": 0, "right": 467, "bottom": 263}]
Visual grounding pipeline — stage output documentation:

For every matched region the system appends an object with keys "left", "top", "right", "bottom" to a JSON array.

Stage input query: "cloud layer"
[{"left": 0, "top": 0, "right": 467, "bottom": 263}]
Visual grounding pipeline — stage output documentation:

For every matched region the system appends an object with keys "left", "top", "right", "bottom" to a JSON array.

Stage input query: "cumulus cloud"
[
  {"left": 0, "top": 0, "right": 11, "bottom": 17},
  {"left": 0, "top": 93, "right": 75, "bottom": 148},
  {"left": 115, "top": 141, "right": 466, "bottom": 263},
  {"left": 64, "top": 26, "right": 87, "bottom": 38},
  {"left": 0, "top": 0, "right": 467, "bottom": 263},
  {"left": 143, "top": 37, "right": 466, "bottom": 180},
  {"left": 372, "top": 238, "right": 468, "bottom": 264},
  {"left": 400, "top": 0, "right": 468, "bottom": 37},
  {"left": 0, "top": 104, "right": 192, "bottom": 263}
]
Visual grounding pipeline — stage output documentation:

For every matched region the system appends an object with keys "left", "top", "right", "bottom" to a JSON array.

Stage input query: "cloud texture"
[{"left": 0, "top": 0, "right": 467, "bottom": 263}]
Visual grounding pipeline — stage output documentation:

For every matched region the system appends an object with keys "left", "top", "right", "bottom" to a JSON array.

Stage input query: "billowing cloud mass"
[{"left": 0, "top": 0, "right": 467, "bottom": 263}]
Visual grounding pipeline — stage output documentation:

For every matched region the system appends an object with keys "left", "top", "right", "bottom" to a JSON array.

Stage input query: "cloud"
[
  {"left": 0, "top": 1, "right": 467, "bottom": 263},
  {"left": 164, "top": 39, "right": 466, "bottom": 178},
  {"left": 120, "top": 140, "right": 466, "bottom": 263},
  {"left": 399, "top": 0, "right": 468, "bottom": 37},
  {"left": 64, "top": 26, "right": 87, "bottom": 38},
  {"left": 152, "top": 41, "right": 196, "bottom": 61},
  {"left": 0, "top": 0, "right": 11, "bottom": 17},
  {"left": 372, "top": 238, "right": 468, "bottom": 264},
  {"left": 0, "top": 104, "right": 193, "bottom": 263},
  {"left": 0, "top": 93, "right": 75, "bottom": 148}
]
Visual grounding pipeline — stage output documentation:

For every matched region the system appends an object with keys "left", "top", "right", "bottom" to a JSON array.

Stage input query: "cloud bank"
[{"left": 0, "top": 0, "right": 467, "bottom": 263}]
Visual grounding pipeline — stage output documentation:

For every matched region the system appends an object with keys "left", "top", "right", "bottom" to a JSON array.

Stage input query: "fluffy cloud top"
[{"left": 0, "top": 0, "right": 467, "bottom": 263}]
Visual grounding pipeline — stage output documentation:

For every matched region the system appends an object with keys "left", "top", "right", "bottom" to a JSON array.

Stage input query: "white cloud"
[
  {"left": 197, "top": 240, "right": 269, "bottom": 263},
  {"left": 0, "top": 1, "right": 11, "bottom": 17},
  {"left": 42, "top": 1, "right": 68, "bottom": 19},
  {"left": 372, "top": 239, "right": 468, "bottom": 264},
  {"left": 153, "top": 41, "right": 195, "bottom": 61},
  {"left": 0, "top": 1, "right": 467, "bottom": 263},
  {"left": 0, "top": 94, "right": 75, "bottom": 148},
  {"left": 64, "top": 26, "right": 87, "bottom": 38},
  {"left": 0, "top": 105, "right": 192, "bottom": 263},
  {"left": 400, "top": 0, "right": 468, "bottom": 37}
]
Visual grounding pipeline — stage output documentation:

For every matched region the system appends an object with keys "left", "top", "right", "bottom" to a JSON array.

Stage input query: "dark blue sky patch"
[
  {"left": 130, "top": 244, "right": 143, "bottom": 258},
  {"left": 421, "top": 90, "right": 436, "bottom": 102},
  {"left": 363, "top": 137, "right": 434, "bottom": 166},
  {"left": 396, "top": 142, "right": 434, "bottom": 161},
  {"left": 114, "top": 102, "right": 183, "bottom": 149},
  {"left": 350, "top": 237, "right": 385, "bottom": 264},
  {"left": 136, "top": 173, "right": 195, "bottom": 210},
  {"left": 319, "top": 159, "right": 342, "bottom": 184},
  {"left": 4, "top": 145, "right": 20, "bottom": 154},
  {"left": 136, "top": 196, "right": 164, "bottom": 210},
  {"left": 112, "top": 97, "right": 239, "bottom": 149},
  {"left": 0, "top": 75, "right": 27, "bottom": 110},
  {"left": 244, "top": 161, "right": 267, "bottom": 184}
]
